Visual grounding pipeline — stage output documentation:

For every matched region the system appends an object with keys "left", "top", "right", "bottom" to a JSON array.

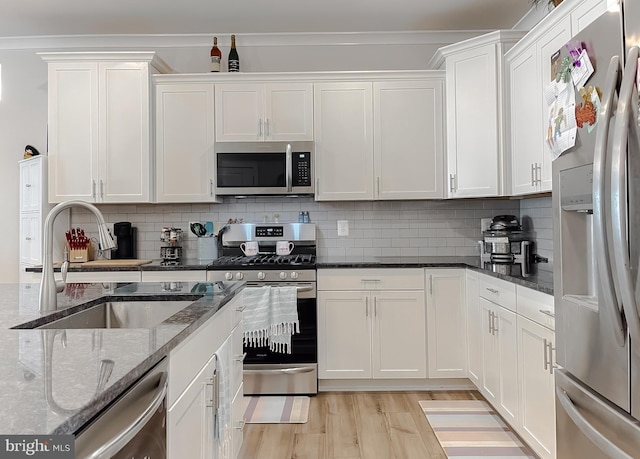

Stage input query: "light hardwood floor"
[{"left": 238, "top": 390, "right": 483, "bottom": 459}]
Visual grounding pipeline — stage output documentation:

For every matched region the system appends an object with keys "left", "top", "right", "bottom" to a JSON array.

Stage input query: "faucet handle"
[{"left": 56, "top": 260, "right": 69, "bottom": 293}]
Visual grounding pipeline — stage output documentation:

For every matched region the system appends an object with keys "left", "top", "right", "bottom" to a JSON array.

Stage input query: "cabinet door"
[
  {"left": 497, "top": 307, "right": 519, "bottom": 426},
  {"left": 20, "top": 158, "right": 43, "bottom": 212},
  {"left": 156, "top": 83, "right": 216, "bottom": 202},
  {"left": 374, "top": 80, "right": 445, "bottom": 200},
  {"left": 446, "top": 43, "right": 501, "bottom": 198},
  {"left": 518, "top": 316, "right": 556, "bottom": 459},
  {"left": 317, "top": 290, "right": 371, "bottom": 379},
  {"left": 466, "top": 271, "right": 483, "bottom": 386},
  {"left": 426, "top": 269, "right": 467, "bottom": 378},
  {"left": 168, "top": 354, "right": 216, "bottom": 459},
  {"left": 480, "top": 297, "right": 499, "bottom": 405},
  {"left": 314, "top": 82, "right": 374, "bottom": 201},
  {"left": 509, "top": 44, "right": 542, "bottom": 196},
  {"left": 372, "top": 290, "right": 427, "bottom": 378},
  {"left": 47, "top": 62, "right": 99, "bottom": 203},
  {"left": 98, "top": 62, "right": 152, "bottom": 202},
  {"left": 538, "top": 15, "right": 572, "bottom": 192},
  {"left": 265, "top": 83, "right": 313, "bottom": 141},
  {"left": 19, "top": 213, "right": 41, "bottom": 265},
  {"left": 215, "top": 84, "right": 263, "bottom": 141},
  {"left": 571, "top": 0, "right": 608, "bottom": 34}
]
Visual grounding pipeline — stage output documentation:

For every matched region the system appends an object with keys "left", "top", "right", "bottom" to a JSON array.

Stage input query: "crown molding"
[{"left": 0, "top": 30, "right": 489, "bottom": 51}]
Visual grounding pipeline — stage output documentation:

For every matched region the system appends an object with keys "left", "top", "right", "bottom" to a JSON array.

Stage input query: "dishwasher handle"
[{"left": 79, "top": 364, "right": 168, "bottom": 459}]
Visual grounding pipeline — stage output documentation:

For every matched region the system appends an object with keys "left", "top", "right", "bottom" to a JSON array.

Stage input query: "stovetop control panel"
[{"left": 255, "top": 226, "right": 284, "bottom": 238}]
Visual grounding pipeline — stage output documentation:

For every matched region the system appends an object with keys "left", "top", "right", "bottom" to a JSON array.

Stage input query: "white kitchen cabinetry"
[
  {"left": 570, "top": 0, "right": 607, "bottom": 34},
  {"left": 155, "top": 80, "right": 217, "bottom": 202},
  {"left": 373, "top": 80, "right": 445, "bottom": 199},
  {"left": 41, "top": 52, "right": 171, "bottom": 204},
  {"left": 314, "top": 82, "right": 374, "bottom": 201},
  {"left": 18, "top": 157, "right": 66, "bottom": 281},
  {"left": 477, "top": 274, "right": 519, "bottom": 426},
  {"left": 168, "top": 293, "right": 244, "bottom": 459},
  {"left": 215, "top": 83, "right": 313, "bottom": 142},
  {"left": 516, "top": 286, "right": 556, "bottom": 459},
  {"left": 431, "top": 31, "right": 525, "bottom": 198},
  {"left": 507, "top": 15, "right": 571, "bottom": 195},
  {"left": 465, "top": 270, "right": 482, "bottom": 386},
  {"left": 314, "top": 74, "right": 445, "bottom": 201},
  {"left": 317, "top": 269, "right": 426, "bottom": 379},
  {"left": 425, "top": 269, "right": 467, "bottom": 378}
]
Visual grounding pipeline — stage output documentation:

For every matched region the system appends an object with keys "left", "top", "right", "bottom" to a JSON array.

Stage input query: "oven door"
[{"left": 243, "top": 281, "right": 318, "bottom": 395}]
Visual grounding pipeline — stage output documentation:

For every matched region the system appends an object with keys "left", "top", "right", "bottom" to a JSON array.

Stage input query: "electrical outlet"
[{"left": 337, "top": 220, "right": 349, "bottom": 236}]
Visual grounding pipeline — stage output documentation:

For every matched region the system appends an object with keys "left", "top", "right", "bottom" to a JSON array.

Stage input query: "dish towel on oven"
[{"left": 242, "top": 286, "right": 299, "bottom": 353}]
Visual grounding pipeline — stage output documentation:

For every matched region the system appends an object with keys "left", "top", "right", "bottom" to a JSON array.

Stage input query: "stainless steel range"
[{"left": 207, "top": 222, "right": 317, "bottom": 395}]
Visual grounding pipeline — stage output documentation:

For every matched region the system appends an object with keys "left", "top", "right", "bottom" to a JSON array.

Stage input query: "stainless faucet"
[{"left": 39, "top": 200, "right": 116, "bottom": 313}]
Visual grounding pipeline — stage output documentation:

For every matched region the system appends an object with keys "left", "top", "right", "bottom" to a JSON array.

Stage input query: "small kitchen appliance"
[
  {"left": 160, "top": 227, "right": 183, "bottom": 265},
  {"left": 112, "top": 222, "right": 136, "bottom": 259},
  {"left": 207, "top": 222, "right": 317, "bottom": 395},
  {"left": 479, "top": 215, "right": 534, "bottom": 264}
]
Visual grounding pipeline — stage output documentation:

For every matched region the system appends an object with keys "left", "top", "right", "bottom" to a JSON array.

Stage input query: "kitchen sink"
[{"left": 37, "top": 300, "right": 196, "bottom": 329}]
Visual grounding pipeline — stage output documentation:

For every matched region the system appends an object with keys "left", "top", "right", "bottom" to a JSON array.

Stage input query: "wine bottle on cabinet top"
[
  {"left": 210, "top": 36, "right": 222, "bottom": 72},
  {"left": 228, "top": 34, "right": 240, "bottom": 72}
]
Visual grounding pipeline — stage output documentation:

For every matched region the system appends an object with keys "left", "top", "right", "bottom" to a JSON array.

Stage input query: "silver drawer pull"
[
  {"left": 539, "top": 309, "right": 555, "bottom": 318},
  {"left": 361, "top": 279, "right": 381, "bottom": 282},
  {"left": 234, "top": 353, "right": 247, "bottom": 362},
  {"left": 486, "top": 287, "right": 499, "bottom": 294},
  {"left": 235, "top": 420, "right": 246, "bottom": 430}
]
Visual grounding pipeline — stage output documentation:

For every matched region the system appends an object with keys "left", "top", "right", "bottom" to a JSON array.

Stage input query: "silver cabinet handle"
[
  {"left": 531, "top": 163, "right": 535, "bottom": 186},
  {"left": 543, "top": 338, "right": 550, "bottom": 371},
  {"left": 25, "top": 183, "right": 32, "bottom": 188},
  {"left": 536, "top": 163, "right": 542, "bottom": 185},
  {"left": 365, "top": 296, "right": 369, "bottom": 317},
  {"left": 234, "top": 352, "right": 247, "bottom": 362},
  {"left": 258, "top": 118, "right": 263, "bottom": 138},
  {"left": 539, "top": 309, "right": 555, "bottom": 318},
  {"left": 486, "top": 287, "right": 499, "bottom": 294},
  {"left": 25, "top": 237, "right": 32, "bottom": 241},
  {"left": 235, "top": 419, "right": 246, "bottom": 430},
  {"left": 488, "top": 310, "right": 494, "bottom": 334},
  {"left": 265, "top": 118, "right": 270, "bottom": 137},
  {"left": 361, "top": 279, "right": 381, "bottom": 283},
  {"left": 374, "top": 296, "right": 377, "bottom": 317},
  {"left": 100, "top": 180, "right": 104, "bottom": 199},
  {"left": 92, "top": 180, "right": 96, "bottom": 200},
  {"left": 377, "top": 176, "right": 380, "bottom": 197},
  {"left": 549, "top": 341, "right": 557, "bottom": 374},
  {"left": 449, "top": 174, "right": 455, "bottom": 193},
  {"left": 492, "top": 312, "right": 498, "bottom": 335},
  {"left": 236, "top": 304, "right": 246, "bottom": 312},
  {"left": 244, "top": 366, "right": 315, "bottom": 375},
  {"left": 429, "top": 275, "right": 433, "bottom": 295},
  {"left": 210, "top": 179, "right": 214, "bottom": 197}
]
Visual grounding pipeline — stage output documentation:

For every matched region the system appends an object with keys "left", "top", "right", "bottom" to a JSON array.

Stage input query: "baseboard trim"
[{"left": 318, "top": 378, "right": 475, "bottom": 392}]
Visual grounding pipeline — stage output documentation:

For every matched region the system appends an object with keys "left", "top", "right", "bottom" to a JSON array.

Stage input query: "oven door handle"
[
  {"left": 246, "top": 282, "right": 315, "bottom": 293},
  {"left": 244, "top": 366, "right": 315, "bottom": 375}
]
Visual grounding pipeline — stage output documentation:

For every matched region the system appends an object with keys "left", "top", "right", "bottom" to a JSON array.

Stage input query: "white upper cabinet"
[
  {"left": 314, "top": 73, "right": 445, "bottom": 201},
  {"left": 155, "top": 81, "right": 217, "bottom": 202},
  {"left": 570, "top": 0, "right": 608, "bottom": 34},
  {"left": 215, "top": 82, "right": 313, "bottom": 142},
  {"left": 314, "top": 81, "right": 375, "bottom": 201},
  {"left": 434, "top": 31, "right": 526, "bottom": 198},
  {"left": 42, "top": 52, "right": 171, "bottom": 204},
  {"left": 374, "top": 79, "right": 445, "bottom": 199}
]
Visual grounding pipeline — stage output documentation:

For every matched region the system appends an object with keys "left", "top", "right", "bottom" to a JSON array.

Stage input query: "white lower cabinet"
[
  {"left": 517, "top": 315, "right": 556, "bottom": 459},
  {"left": 425, "top": 269, "right": 467, "bottom": 378},
  {"left": 465, "top": 270, "right": 483, "bottom": 386},
  {"left": 168, "top": 293, "right": 243, "bottom": 459},
  {"left": 317, "top": 269, "right": 426, "bottom": 379}
]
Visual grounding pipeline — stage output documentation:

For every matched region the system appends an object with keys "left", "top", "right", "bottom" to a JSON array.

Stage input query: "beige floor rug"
[
  {"left": 419, "top": 399, "right": 536, "bottom": 458},
  {"left": 243, "top": 396, "right": 310, "bottom": 424}
]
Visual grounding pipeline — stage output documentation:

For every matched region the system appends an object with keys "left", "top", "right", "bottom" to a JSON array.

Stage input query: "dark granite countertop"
[
  {"left": 25, "top": 258, "right": 213, "bottom": 273},
  {"left": 317, "top": 256, "right": 553, "bottom": 295},
  {"left": 0, "top": 280, "right": 244, "bottom": 435}
]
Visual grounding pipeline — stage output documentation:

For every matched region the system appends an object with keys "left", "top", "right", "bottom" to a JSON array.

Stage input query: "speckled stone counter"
[
  {"left": 25, "top": 258, "right": 213, "bottom": 273},
  {"left": 0, "top": 280, "right": 244, "bottom": 435},
  {"left": 317, "top": 256, "right": 553, "bottom": 295}
]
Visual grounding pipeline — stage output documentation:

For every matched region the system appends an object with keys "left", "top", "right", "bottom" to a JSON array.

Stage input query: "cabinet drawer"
[
  {"left": 141, "top": 270, "right": 207, "bottom": 282},
  {"left": 517, "top": 285, "right": 555, "bottom": 330},
  {"left": 318, "top": 268, "right": 425, "bottom": 290},
  {"left": 478, "top": 273, "right": 516, "bottom": 311},
  {"left": 231, "top": 382, "right": 245, "bottom": 459}
]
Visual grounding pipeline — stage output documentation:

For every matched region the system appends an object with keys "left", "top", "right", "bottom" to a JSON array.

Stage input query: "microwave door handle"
[
  {"left": 593, "top": 54, "right": 626, "bottom": 347},
  {"left": 611, "top": 47, "right": 640, "bottom": 345},
  {"left": 286, "top": 143, "right": 293, "bottom": 192}
]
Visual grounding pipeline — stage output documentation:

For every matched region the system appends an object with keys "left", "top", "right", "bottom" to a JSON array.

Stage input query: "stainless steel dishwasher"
[{"left": 75, "top": 358, "right": 168, "bottom": 458}]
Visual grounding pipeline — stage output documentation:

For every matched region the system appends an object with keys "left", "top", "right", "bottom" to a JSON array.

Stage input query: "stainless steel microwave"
[{"left": 215, "top": 144, "right": 313, "bottom": 196}]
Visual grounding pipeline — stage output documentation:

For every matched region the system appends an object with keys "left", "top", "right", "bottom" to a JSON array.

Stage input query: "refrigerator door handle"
[
  {"left": 593, "top": 54, "right": 627, "bottom": 346},
  {"left": 611, "top": 46, "right": 640, "bottom": 343},
  {"left": 556, "top": 386, "right": 633, "bottom": 459}
]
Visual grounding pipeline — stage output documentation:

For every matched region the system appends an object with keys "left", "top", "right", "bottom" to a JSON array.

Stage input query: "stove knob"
[
  {"left": 257, "top": 272, "right": 266, "bottom": 280},
  {"left": 225, "top": 272, "right": 233, "bottom": 281},
  {"left": 291, "top": 272, "right": 299, "bottom": 280},
  {"left": 235, "top": 272, "right": 244, "bottom": 281},
  {"left": 279, "top": 272, "right": 287, "bottom": 280}
]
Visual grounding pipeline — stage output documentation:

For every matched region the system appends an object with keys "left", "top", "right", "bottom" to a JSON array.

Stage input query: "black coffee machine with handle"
[{"left": 112, "top": 222, "right": 136, "bottom": 259}]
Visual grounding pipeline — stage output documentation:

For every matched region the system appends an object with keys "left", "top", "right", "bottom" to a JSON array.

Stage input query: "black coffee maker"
[{"left": 112, "top": 222, "right": 136, "bottom": 259}]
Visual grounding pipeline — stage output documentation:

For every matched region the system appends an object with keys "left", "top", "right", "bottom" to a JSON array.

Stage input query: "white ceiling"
[{"left": 1, "top": 0, "right": 532, "bottom": 37}]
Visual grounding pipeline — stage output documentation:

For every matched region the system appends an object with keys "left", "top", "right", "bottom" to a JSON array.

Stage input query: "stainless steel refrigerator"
[{"left": 553, "top": 1, "right": 640, "bottom": 457}]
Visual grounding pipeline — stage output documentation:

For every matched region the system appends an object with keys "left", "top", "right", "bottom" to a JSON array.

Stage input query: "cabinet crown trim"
[{"left": 38, "top": 51, "right": 173, "bottom": 73}]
